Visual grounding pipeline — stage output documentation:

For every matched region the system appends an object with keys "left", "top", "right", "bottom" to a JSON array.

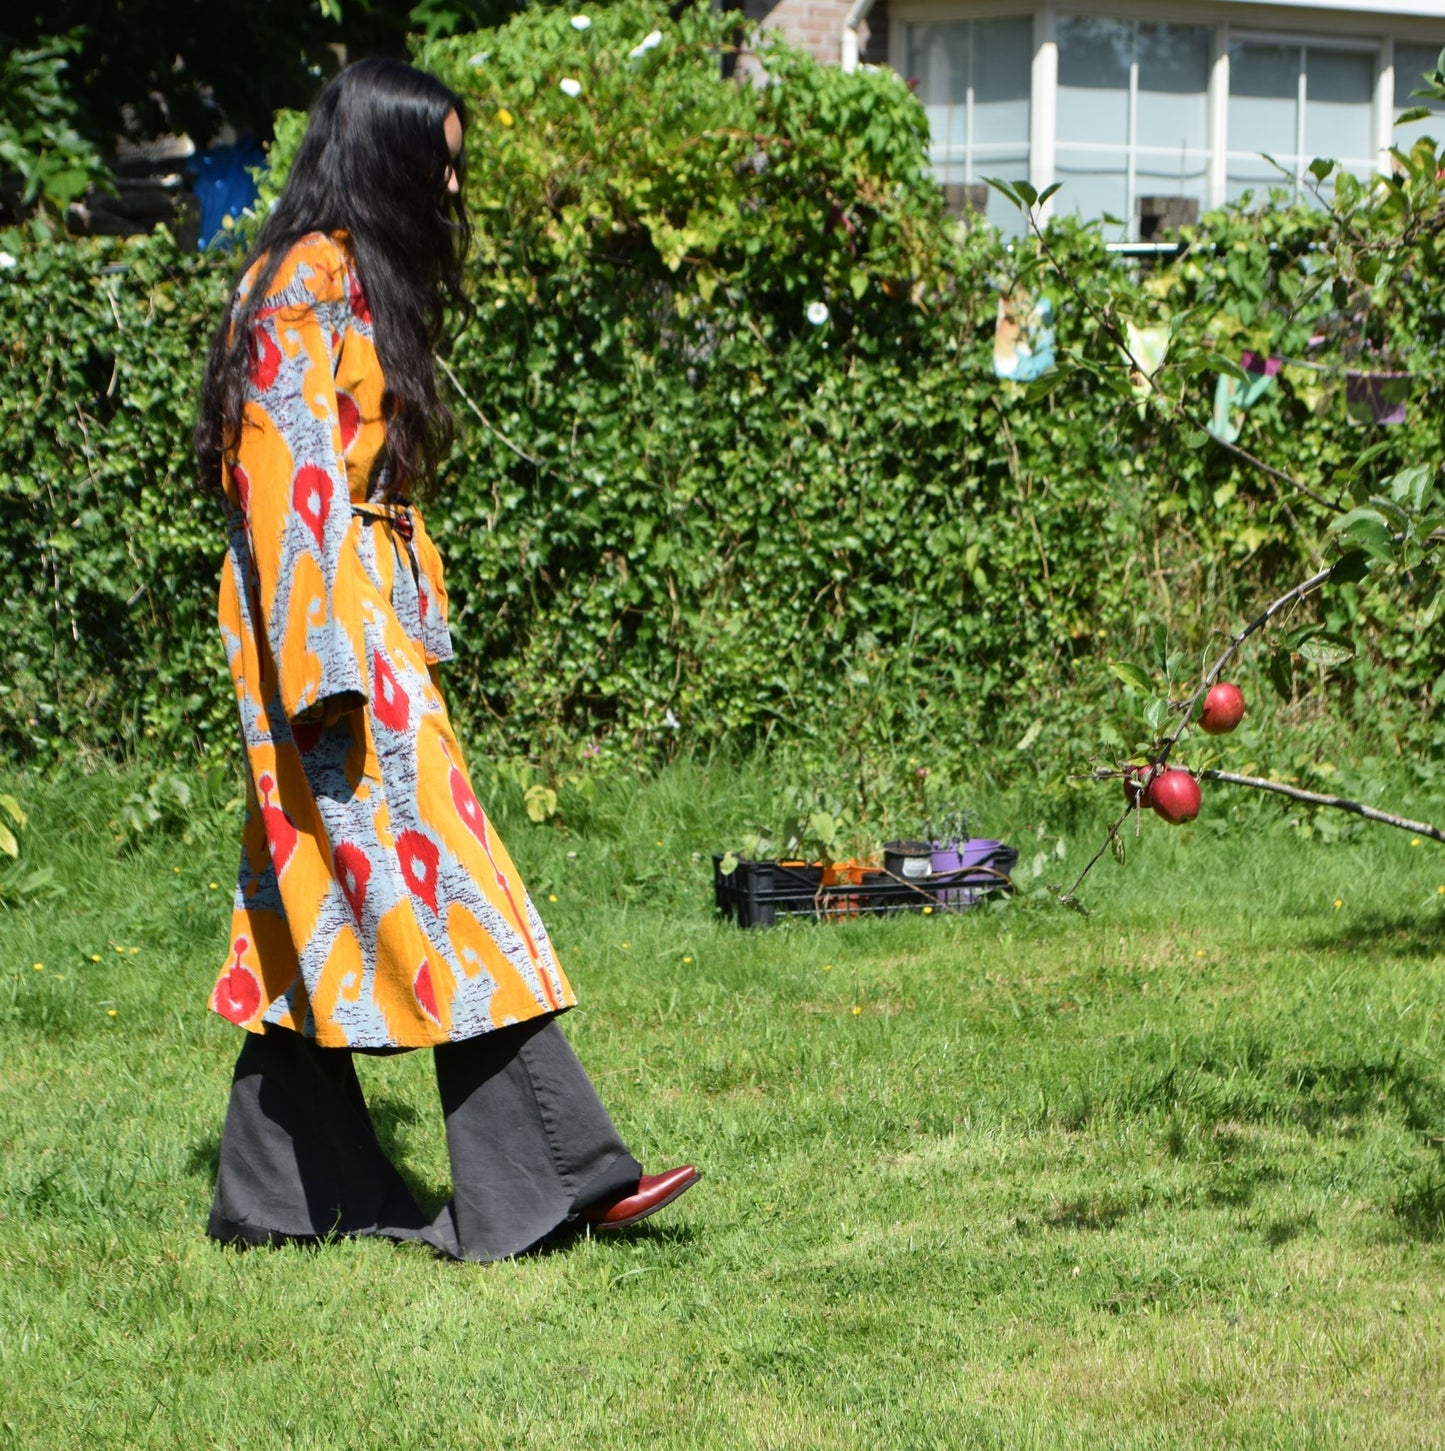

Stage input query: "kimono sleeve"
[{"left": 232, "top": 267, "right": 367, "bottom": 723}]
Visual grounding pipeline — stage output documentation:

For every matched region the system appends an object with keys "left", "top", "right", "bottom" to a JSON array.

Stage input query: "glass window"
[
  {"left": 1057, "top": 17, "right": 1131, "bottom": 147},
  {"left": 1394, "top": 42, "right": 1445, "bottom": 155},
  {"left": 1054, "top": 18, "right": 1210, "bottom": 237},
  {"left": 1227, "top": 40, "right": 1376, "bottom": 201},
  {"left": 1137, "top": 23, "right": 1210, "bottom": 153},
  {"left": 1305, "top": 49, "right": 1375, "bottom": 161},
  {"left": 905, "top": 16, "right": 1032, "bottom": 228}
]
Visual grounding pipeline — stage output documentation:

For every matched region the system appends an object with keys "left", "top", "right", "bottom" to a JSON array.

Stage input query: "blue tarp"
[{"left": 191, "top": 138, "right": 265, "bottom": 249}]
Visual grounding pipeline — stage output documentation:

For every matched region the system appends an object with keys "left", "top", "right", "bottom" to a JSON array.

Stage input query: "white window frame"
[
  {"left": 889, "top": 1, "right": 1445, "bottom": 229},
  {"left": 902, "top": 12, "right": 1037, "bottom": 187},
  {"left": 1052, "top": 16, "right": 1216, "bottom": 232},
  {"left": 1223, "top": 29, "right": 1384, "bottom": 197}
]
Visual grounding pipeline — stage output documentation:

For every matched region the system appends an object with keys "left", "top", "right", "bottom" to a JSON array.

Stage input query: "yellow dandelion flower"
[
  {"left": 90, "top": 954, "right": 101, "bottom": 962},
  {"left": 54, "top": 975, "right": 64, "bottom": 982},
  {"left": 173, "top": 866, "right": 181, "bottom": 874},
  {"left": 1195, "top": 949, "right": 1206, "bottom": 959},
  {"left": 1411, "top": 838, "right": 1422, "bottom": 847},
  {"left": 548, "top": 894, "right": 558, "bottom": 902},
  {"left": 209, "top": 882, "right": 219, "bottom": 890},
  {"left": 114, "top": 945, "right": 126, "bottom": 954},
  {"left": 128, "top": 947, "right": 139, "bottom": 955},
  {"left": 851, "top": 1005, "right": 863, "bottom": 1016},
  {"left": 32, "top": 963, "right": 44, "bottom": 971},
  {"left": 1438, "top": 885, "right": 1445, "bottom": 895},
  {"left": 107, "top": 1009, "right": 117, "bottom": 1017},
  {"left": 497, "top": 107, "right": 514, "bottom": 127},
  {"left": 822, "top": 964, "right": 833, "bottom": 972},
  {"left": 1334, "top": 898, "right": 1343, "bottom": 909},
  {"left": 621, "top": 942, "right": 630, "bottom": 950},
  {"left": 922, "top": 906, "right": 933, "bottom": 915},
  {"left": 683, "top": 955, "right": 693, "bottom": 963}
]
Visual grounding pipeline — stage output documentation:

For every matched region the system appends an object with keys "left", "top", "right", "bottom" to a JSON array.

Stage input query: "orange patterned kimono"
[{"left": 211, "top": 232, "right": 574, "bottom": 1048}]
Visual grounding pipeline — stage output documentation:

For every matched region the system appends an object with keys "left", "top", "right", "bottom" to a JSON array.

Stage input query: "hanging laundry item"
[
  {"left": 993, "top": 288, "right": 1056, "bottom": 382},
  {"left": 1344, "top": 371, "right": 1409, "bottom": 425},
  {"left": 1206, "top": 351, "right": 1280, "bottom": 443},
  {"left": 1124, "top": 322, "right": 1171, "bottom": 400}
]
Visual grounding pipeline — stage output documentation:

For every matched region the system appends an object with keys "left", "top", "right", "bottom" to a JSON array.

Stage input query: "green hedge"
[{"left": 2, "top": 0, "right": 1442, "bottom": 779}]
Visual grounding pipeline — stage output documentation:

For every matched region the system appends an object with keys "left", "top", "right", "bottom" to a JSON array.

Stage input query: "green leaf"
[
  {"left": 1329, "top": 507, "right": 1396, "bottom": 562},
  {"left": 0, "top": 821, "right": 16, "bottom": 858},
  {"left": 1308, "top": 157, "right": 1336, "bottom": 181},
  {"left": 1328, "top": 549, "right": 1370, "bottom": 584},
  {"left": 983, "top": 177, "right": 1021, "bottom": 209},
  {"left": 1038, "top": 181, "right": 1063, "bottom": 205},
  {"left": 1143, "top": 696, "right": 1170, "bottom": 734},
  {"left": 1296, "top": 633, "right": 1355, "bottom": 668},
  {"left": 523, "top": 784, "right": 557, "bottom": 823},
  {"left": 1387, "top": 464, "right": 1434, "bottom": 513},
  {"left": 1270, "top": 649, "right": 1294, "bottom": 701},
  {"left": 718, "top": 851, "right": 739, "bottom": 876},
  {"left": 1107, "top": 661, "right": 1152, "bottom": 692},
  {"left": 0, "top": 793, "right": 25, "bottom": 829}
]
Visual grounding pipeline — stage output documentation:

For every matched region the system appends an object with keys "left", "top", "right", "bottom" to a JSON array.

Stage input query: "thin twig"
[
  {"left": 437, "top": 356, "right": 548, "bottom": 470},
  {"left": 1156, "top": 562, "right": 1336, "bottom": 764},
  {"left": 1059, "top": 804, "right": 1136, "bottom": 905},
  {"left": 1200, "top": 769, "right": 1445, "bottom": 842}
]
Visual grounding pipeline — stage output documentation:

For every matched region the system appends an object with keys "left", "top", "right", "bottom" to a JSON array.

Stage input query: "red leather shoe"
[{"left": 581, "top": 1166, "right": 701, "bottom": 1232}]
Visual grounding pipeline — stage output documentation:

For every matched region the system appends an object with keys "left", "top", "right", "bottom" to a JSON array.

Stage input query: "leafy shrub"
[{"left": 0, "top": 0, "right": 1440, "bottom": 793}]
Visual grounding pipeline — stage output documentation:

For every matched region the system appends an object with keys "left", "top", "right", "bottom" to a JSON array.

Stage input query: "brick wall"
[{"left": 740, "top": 0, "right": 890, "bottom": 68}]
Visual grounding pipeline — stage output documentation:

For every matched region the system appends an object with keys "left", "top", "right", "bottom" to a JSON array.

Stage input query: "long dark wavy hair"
[{"left": 194, "top": 58, "right": 470, "bottom": 501}]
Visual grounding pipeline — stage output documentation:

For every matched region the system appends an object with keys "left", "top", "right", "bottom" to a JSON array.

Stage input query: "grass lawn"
[{"left": 2, "top": 760, "right": 1444, "bottom": 1449}]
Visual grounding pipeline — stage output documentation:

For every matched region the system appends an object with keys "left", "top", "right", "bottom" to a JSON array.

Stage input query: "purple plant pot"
[{"left": 930, "top": 838, "right": 1004, "bottom": 909}]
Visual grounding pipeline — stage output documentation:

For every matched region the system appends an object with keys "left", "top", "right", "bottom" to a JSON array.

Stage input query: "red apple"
[
  {"left": 1199, "top": 682, "right": 1245, "bottom": 736},
  {"left": 1148, "top": 769, "right": 1201, "bottom": 824},
  {"left": 1122, "top": 764, "right": 1155, "bottom": 807}
]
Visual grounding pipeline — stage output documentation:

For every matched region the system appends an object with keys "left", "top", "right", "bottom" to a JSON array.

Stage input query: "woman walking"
[{"left": 194, "top": 58, "right": 697, "bottom": 1261}]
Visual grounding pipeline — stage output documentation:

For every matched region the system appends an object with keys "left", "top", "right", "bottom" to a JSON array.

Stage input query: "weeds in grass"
[{"left": 0, "top": 757, "right": 1442, "bottom": 1447}]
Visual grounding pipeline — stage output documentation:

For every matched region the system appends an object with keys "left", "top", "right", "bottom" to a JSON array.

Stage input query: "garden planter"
[
  {"left": 822, "top": 858, "right": 873, "bottom": 887},
  {"left": 712, "top": 844, "right": 1019, "bottom": 928},
  {"left": 883, "top": 840, "right": 933, "bottom": 880}
]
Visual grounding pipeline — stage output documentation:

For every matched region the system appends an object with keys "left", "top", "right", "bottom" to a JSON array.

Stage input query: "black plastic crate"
[{"left": 712, "top": 849, "right": 1017, "bottom": 928}]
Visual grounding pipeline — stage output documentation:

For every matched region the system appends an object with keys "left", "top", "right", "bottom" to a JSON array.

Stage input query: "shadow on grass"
[
  {"left": 1262, "top": 1212, "right": 1315, "bottom": 1248},
  {"left": 185, "top": 1135, "right": 220, "bottom": 1181},
  {"left": 1303, "top": 907, "right": 1445, "bottom": 962},
  {"left": 1043, "top": 1194, "right": 1133, "bottom": 1231},
  {"left": 1391, "top": 1169, "right": 1445, "bottom": 1242},
  {"left": 1288, "top": 1054, "right": 1445, "bottom": 1140}
]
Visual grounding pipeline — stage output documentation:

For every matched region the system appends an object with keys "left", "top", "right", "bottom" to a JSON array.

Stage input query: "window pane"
[
  {"left": 1229, "top": 42, "right": 1300, "bottom": 159},
  {"left": 973, "top": 17, "right": 1032, "bottom": 144},
  {"left": 1058, "top": 16, "right": 1131, "bottom": 146},
  {"left": 1304, "top": 48, "right": 1375, "bottom": 163},
  {"left": 1394, "top": 41, "right": 1445, "bottom": 152},
  {"left": 1135, "top": 163, "right": 1208, "bottom": 204},
  {"left": 1053, "top": 150, "right": 1130, "bottom": 223},
  {"left": 1225, "top": 153, "right": 1292, "bottom": 204},
  {"left": 906, "top": 19, "right": 1031, "bottom": 187},
  {"left": 907, "top": 23, "right": 969, "bottom": 181},
  {"left": 908, "top": 22, "right": 969, "bottom": 108},
  {"left": 1137, "top": 24, "right": 1210, "bottom": 153}
]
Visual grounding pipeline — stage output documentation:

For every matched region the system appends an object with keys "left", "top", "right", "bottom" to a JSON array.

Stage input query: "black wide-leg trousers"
[{"left": 207, "top": 1014, "right": 642, "bottom": 1263}]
